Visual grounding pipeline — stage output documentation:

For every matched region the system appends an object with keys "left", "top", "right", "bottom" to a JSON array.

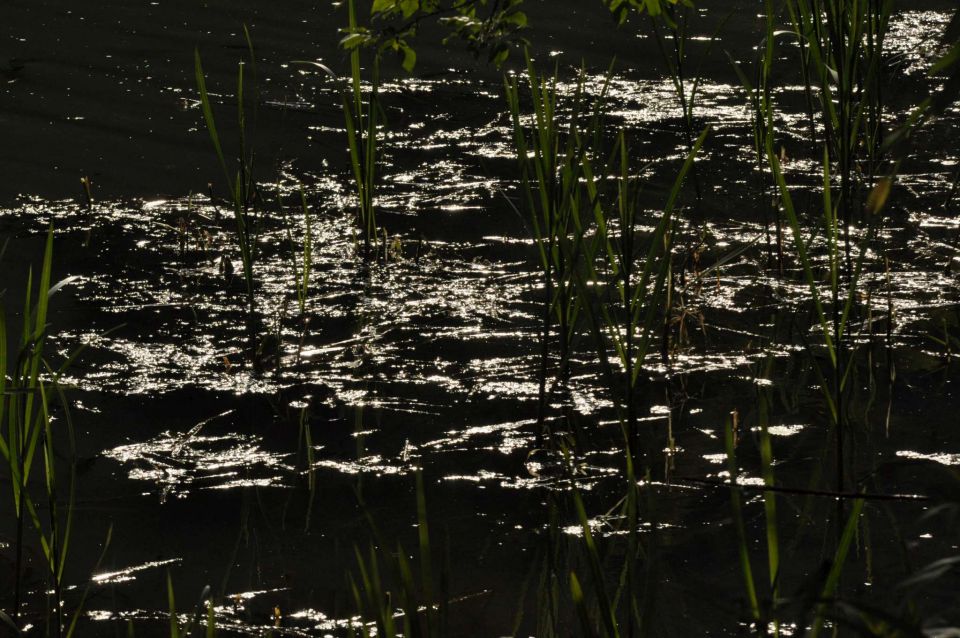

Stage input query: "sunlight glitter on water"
[
  {"left": 105, "top": 432, "right": 292, "bottom": 498},
  {"left": 2, "top": 3, "right": 959, "bottom": 635},
  {"left": 92, "top": 559, "right": 181, "bottom": 584},
  {"left": 9, "top": 47, "right": 960, "bottom": 501},
  {"left": 896, "top": 450, "right": 960, "bottom": 466}
]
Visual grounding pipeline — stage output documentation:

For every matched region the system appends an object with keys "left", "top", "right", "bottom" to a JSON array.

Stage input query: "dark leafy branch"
[
  {"left": 342, "top": 0, "right": 529, "bottom": 70},
  {"left": 343, "top": 0, "right": 694, "bottom": 70}
]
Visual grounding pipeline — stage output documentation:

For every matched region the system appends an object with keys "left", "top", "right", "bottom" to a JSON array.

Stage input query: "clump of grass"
[
  {"left": 276, "top": 184, "right": 314, "bottom": 369},
  {"left": 727, "top": 0, "right": 785, "bottom": 274},
  {"left": 648, "top": 2, "right": 729, "bottom": 205},
  {"left": 504, "top": 54, "right": 609, "bottom": 442},
  {"left": 724, "top": 0, "right": 901, "bottom": 568},
  {"left": 164, "top": 576, "right": 217, "bottom": 638},
  {"left": 194, "top": 26, "right": 259, "bottom": 324},
  {"left": 575, "top": 126, "right": 707, "bottom": 467},
  {"left": 348, "top": 471, "right": 443, "bottom": 638},
  {"left": 342, "top": 0, "right": 382, "bottom": 261},
  {"left": 505, "top": 53, "right": 707, "bottom": 465},
  {"left": 0, "top": 228, "right": 91, "bottom": 637}
]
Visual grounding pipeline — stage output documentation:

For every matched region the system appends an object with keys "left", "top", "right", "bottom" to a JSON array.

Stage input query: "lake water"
[{"left": 2, "top": 1, "right": 960, "bottom": 635}]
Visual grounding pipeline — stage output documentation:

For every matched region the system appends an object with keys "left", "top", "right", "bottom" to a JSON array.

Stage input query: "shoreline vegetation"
[{"left": 3, "top": 0, "right": 960, "bottom": 635}]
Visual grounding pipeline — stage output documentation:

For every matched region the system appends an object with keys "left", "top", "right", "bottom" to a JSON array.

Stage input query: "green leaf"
[
  {"left": 400, "top": 43, "right": 417, "bottom": 72},
  {"left": 372, "top": 0, "right": 398, "bottom": 15},
  {"left": 194, "top": 50, "right": 231, "bottom": 196},
  {"left": 400, "top": 0, "right": 419, "bottom": 18},
  {"left": 503, "top": 10, "right": 527, "bottom": 27},
  {"left": 339, "top": 32, "right": 369, "bottom": 50},
  {"left": 167, "top": 571, "right": 181, "bottom": 638},
  {"left": 811, "top": 498, "right": 865, "bottom": 638},
  {"left": 931, "top": 41, "right": 960, "bottom": 75}
]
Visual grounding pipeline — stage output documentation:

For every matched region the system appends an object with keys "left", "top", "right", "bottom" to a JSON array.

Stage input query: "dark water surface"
[{"left": 2, "top": 1, "right": 960, "bottom": 635}]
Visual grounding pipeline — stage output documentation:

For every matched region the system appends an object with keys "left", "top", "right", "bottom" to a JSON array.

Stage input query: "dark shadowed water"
[{"left": 2, "top": 1, "right": 960, "bottom": 635}]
